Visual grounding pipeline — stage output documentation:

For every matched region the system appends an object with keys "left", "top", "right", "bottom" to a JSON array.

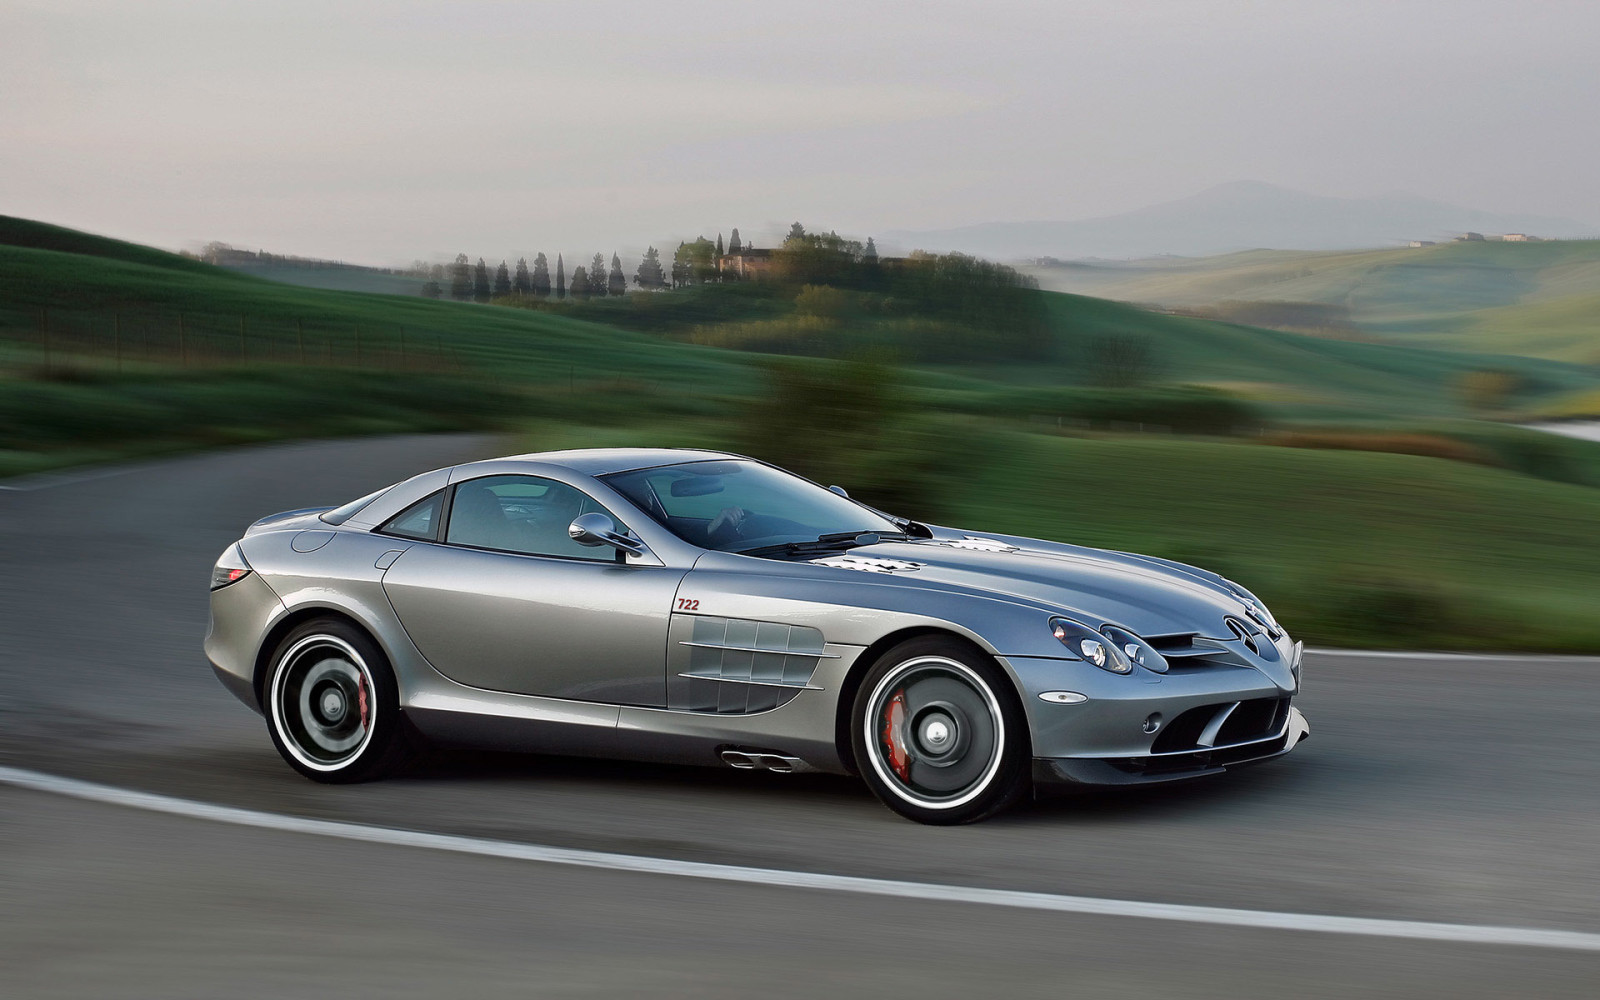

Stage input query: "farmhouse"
[{"left": 717, "top": 247, "right": 775, "bottom": 279}]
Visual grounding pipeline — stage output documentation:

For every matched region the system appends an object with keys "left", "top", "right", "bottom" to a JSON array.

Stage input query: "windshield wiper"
[{"left": 736, "top": 530, "right": 908, "bottom": 559}]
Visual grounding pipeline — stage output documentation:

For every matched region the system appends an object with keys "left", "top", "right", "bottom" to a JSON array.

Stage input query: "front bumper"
[{"left": 1033, "top": 706, "right": 1309, "bottom": 789}]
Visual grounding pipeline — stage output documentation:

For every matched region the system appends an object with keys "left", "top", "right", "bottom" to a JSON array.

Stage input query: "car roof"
[{"left": 461, "top": 447, "right": 746, "bottom": 477}]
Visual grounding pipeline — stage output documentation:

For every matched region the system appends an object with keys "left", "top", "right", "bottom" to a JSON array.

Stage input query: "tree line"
[
  {"left": 422, "top": 249, "right": 670, "bottom": 301},
  {"left": 421, "top": 227, "right": 772, "bottom": 301},
  {"left": 420, "top": 223, "right": 1041, "bottom": 341}
]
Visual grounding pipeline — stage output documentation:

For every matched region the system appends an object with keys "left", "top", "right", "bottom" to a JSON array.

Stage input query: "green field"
[
  {"left": 1027, "top": 239, "right": 1600, "bottom": 364},
  {"left": 5, "top": 215, "right": 1600, "bottom": 651}
]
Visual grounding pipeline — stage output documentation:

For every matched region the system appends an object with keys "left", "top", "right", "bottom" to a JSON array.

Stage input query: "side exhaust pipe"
[{"left": 719, "top": 749, "right": 812, "bottom": 773}]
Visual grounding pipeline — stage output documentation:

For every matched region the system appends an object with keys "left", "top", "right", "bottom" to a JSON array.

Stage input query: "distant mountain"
[{"left": 886, "top": 181, "right": 1598, "bottom": 260}]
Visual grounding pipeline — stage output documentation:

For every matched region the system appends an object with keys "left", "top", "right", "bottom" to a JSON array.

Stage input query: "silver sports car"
[{"left": 206, "top": 448, "right": 1308, "bottom": 824}]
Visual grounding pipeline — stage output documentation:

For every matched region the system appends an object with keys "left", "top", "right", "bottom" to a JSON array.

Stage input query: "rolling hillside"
[
  {"left": 4, "top": 214, "right": 1598, "bottom": 427},
  {"left": 1026, "top": 239, "right": 1600, "bottom": 364}
]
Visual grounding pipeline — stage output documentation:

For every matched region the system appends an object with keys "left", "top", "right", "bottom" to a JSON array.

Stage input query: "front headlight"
[{"left": 1049, "top": 617, "right": 1133, "bottom": 674}]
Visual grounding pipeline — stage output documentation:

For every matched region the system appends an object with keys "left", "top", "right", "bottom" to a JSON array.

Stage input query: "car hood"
[{"left": 819, "top": 529, "right": 1255, "bottom": 642}]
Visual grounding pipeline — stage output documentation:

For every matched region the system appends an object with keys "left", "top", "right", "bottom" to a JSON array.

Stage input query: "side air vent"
[{"left": 670, "top": 616, "right": 832, "bottom": 714}]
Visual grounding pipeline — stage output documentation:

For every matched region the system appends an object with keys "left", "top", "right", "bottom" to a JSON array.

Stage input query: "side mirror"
[
  {"left": 827, "top": 485, "right": 849, "bottom": 498},
  {"left": 568, "top": 512, "right": 648, "bottom": 558}
]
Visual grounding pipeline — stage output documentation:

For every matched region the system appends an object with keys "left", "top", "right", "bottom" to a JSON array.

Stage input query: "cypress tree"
[
  {"left": 729, "top": 228, "right": 742, "bottom": 253},
  {"left": 473, "top": 258, "right": 491, "bottom": 302},
  {"left": 717, "top": 233, "right": 725, "bottom": 256},
  {"left": 493, "top": 260, "right": 511, "bottom": 297},
  {"left": 450, "top": 253, "right": 472, "bottom": 301},
  {"left": 585, "top": 253, "right": 604, "bottom": 298},
  {"left": 556, "top": 254, "right": 566, "bottom": 299},
  {"left": 570, "top": 265, "right": 590, "bottom": 299},
  {"left": 513, "top": 257, "right": 531, "bottom": 294},
  {"left": 532, "top": 253, "right": 551, "bottom": 297},
  {"left": 608, "top": 253, "right": 626, "bottom": 296},
  {"left": 864, "top": 237, "right": 879, "bottom": 262},
  {"left": 634, "top": 246, "right": 665, "bottom": 289}
]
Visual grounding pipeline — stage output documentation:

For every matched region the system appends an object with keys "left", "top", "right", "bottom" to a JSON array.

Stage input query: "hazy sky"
[{"left": 4, "top": 0, "right": 1598, "bottom": 265}]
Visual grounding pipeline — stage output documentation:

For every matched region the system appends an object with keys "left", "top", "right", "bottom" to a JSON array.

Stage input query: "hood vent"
[
  {"left": 936, "top": 536, "right": 1020, "bottom": 553},
  {"left": 811, "top": 554, "right": 924, "bottom": 574}
]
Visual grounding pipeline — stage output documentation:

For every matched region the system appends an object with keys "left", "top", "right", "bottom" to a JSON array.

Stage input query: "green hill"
[
  {"left": 0, "top": 216, "right": 214, "bottom": 274},
  {"left": 1023, "top": 290, "right": 1599, "bottom": 421},
  {"left": 1026, "top": 239, "right": 1600, "bottom": 363},
  {"left": 4, "top": 216, "right": 1599, "bottom": 427}
]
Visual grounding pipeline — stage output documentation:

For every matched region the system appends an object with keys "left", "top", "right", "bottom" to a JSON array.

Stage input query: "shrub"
[{"left": 733, "top": 357, "right": 1004, "bottom": 520}]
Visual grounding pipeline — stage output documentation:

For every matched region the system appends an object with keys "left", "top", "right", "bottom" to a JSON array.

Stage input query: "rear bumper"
[
  {"left": 209, "top": 658, "right": 261, "bottom": 714},
  {"left": 203, "top": 571, "right": 284, "bottom": 715},
  {"left": 1033, "top": 706, "right": 1309, "bottom": 789}
]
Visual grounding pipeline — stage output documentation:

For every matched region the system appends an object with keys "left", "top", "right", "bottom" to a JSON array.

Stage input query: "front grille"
[{"left": 1144, "top": 632, "right": 1242, "bottom": 673}]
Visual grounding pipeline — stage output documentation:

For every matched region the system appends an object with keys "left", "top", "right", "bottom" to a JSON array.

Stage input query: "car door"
[{"left": 380, "top": 474, "right": 686, "bottom": 706}]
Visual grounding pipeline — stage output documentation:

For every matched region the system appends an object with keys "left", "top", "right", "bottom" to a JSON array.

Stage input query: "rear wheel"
[
  {"left": 851, "top": 637, "right": 1030, "bottom": 824},
  {"left": 264, "top": 618, "right": 416, "bottom": 783}
]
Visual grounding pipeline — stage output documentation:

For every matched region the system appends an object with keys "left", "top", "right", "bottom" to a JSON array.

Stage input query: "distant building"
[
  {"left": 1501, "top": 233, "right": 1533, "bottom": 242},
  {"left": 717, "top": 247, "right": 775, "bottom": 280},
  {"left": 1456, "top": 232, "right": 1485, "bottom": 241},
  {"left": 1408, "top": 240, "right": 1436, "bottom": 248}
]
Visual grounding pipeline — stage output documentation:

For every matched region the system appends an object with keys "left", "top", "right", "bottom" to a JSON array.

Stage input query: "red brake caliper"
[
  {"left": 881, "top": 689, "right": 910, "bottom": 782},
  {"left": 357, "top": 675, "right": 369, "bottom": 731}
]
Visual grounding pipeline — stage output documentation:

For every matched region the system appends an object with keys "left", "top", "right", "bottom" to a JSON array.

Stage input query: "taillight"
[{"left": 211, "top": 543, "right": 253, "bottom": 590}]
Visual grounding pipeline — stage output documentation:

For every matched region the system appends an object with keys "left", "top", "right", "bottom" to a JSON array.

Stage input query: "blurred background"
[{"left": 3, "top": 2, "right": 1600, "bottom": 997}]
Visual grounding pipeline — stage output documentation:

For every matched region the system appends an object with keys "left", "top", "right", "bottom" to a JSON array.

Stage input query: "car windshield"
[{"left": 602, "top": 460, "right": 899, "bottom": 553}]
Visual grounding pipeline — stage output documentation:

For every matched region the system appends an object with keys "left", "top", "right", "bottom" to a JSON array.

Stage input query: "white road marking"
[
  {"left": 4, "top": 765, "right": 1599, "bottom": 953},
  {"left": 1307, "top": 648, "right": 1600, "bottom": 663}
]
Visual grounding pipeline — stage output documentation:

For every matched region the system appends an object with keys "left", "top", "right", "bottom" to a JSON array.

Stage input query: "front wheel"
[
  {"left": 263, "top": 618, "right": 417, "bottom": 783},
  {"left": 851, "top": 637, "right": 1030, "bottom": 824}
]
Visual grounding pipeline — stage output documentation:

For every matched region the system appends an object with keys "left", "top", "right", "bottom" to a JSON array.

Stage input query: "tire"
[
  {"left": 850, "top": 636, "right": 1030, "bottom": 824},
  {"left": 263, "top": 617, "right": 418, "bottom": 783}
]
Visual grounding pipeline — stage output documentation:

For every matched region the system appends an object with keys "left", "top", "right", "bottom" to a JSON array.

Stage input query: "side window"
[
  {"left": 378, "top": 491, "right": 444, "bottom": 541},
  {"left": 445, "top": 475, "right": 627, "bottom": 560}
]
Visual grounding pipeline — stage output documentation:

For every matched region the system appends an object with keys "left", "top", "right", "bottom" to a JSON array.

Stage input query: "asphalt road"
[{"left": 3, "top": 436, "right": 1598, "bottom": 997}]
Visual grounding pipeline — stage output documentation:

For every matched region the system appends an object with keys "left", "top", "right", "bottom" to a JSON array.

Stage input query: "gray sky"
[{"left": 4, "top": 0, "right": 1598, "bottom": 265}]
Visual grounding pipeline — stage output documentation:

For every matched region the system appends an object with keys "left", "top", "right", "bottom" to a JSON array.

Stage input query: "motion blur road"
[{"left": 3, "top": 437, "right": 1598, "bottom": 998}]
